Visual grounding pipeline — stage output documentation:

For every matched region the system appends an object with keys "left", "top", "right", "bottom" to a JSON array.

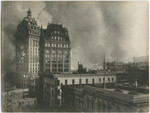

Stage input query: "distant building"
[
  {"left": 62, "top": 85, "right": 149, "bottom": 112},
  {"left": 36, "top": 72, "right": 116, "bottom": 108},
  {"left": 134, "top": 62, "right": 149, "bottom": 70},
  {"left": 106, "top": 61, "right": 127, "bottom": 73},
  {"left": 15, "top": 9, "right": 40, "bottom": 88},
  {"left": 106, "top": 61, "right": 116, "bottom": 71},
  {"left": 77, "top": 62, "right": 87, "bottom": 74},
  {"left": 39, "top": 23, "right": 71, "bottom": 74},
  {"left": 133, "top": 56, "right": 148, "bottom": 63}
]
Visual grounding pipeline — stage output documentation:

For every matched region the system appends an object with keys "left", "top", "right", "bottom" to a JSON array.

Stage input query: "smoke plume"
[{"left": 2, "top": 1, "right": 148, "bottom": 71}]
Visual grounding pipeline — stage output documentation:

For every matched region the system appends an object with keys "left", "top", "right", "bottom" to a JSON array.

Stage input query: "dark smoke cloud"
[
  {"left": 1, "top": 1, "right": 52, "bottom": 73},
  {"left": 45, "top": 1, "right": 148, "bottom": 69},
  {"left": 2, "top": 1, "right": 148, "bottom": 71}
]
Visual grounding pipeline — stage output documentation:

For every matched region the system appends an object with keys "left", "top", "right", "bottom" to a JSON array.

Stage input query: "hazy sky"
[{"left": 2, "top": 1, "right": 149, "bottom": 70}]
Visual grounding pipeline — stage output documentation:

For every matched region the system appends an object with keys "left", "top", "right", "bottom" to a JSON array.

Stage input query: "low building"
[
  {"left": 36, "top": 72, "right": 116, "bottom": 109},
  {"left": 77, "top": 62, "right": 87, "bottom": 74},
  {"left": 62, "top": 85, "right": 149, "bottom": 112},
  {"left": 134, "top": 62, "right": 149, "bottom": 70},
  {"left": 133, "top": 56, "right": 148, "bottom": 63}
]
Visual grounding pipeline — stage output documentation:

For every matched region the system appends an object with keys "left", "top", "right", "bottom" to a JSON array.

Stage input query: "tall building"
[
  {"left": 15, "top": 9, "right": 40, "bottom": 88},
  {"left": 15, "top": 9, "right": 71, "bottom": 88},
  {"left": 39, "top": 23, "right": 71, "bottom": 74}
]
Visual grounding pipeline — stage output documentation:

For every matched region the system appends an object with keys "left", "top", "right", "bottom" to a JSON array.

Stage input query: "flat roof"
[
  {"left": 54, "top": 73, "right": 116, "bottom": 78},
  {"left": 83, "top": 85, "right": 149, "bottom": 103}
]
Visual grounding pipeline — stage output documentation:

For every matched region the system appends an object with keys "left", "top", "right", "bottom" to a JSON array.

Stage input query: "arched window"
[
  {"left": 91, "top": 99, "right": 94, "bottom": 111},
  {"left": 98, "top": 101, "right": 101, "bottom": 111},
  {"left": 102, "top": 101, "right": 106, "bottom": 112},
  {"left": 58, "top": 51, "right": 62, "bottom": 54},
  {"left": 64, "top": 51, "right": 68, "bottom": 55},
  {"left": 87, "top": 97, "right": 89, "bottom": 109},
  {"left": 48, "top": 43, "right": 50, "bottom": 47},
  {"left": 52, "top": 50, "right": 56, "bottom": 54},
  {"left": 45, "top": 50, "right": 49, "bottom": 54},
  {"left": 45, "top": 43, "right": 47, "bottom": 47}
]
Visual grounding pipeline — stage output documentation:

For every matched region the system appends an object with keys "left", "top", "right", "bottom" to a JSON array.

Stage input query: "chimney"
[{"left": 135, "top": 79, "right": 137, "bottom": 87}]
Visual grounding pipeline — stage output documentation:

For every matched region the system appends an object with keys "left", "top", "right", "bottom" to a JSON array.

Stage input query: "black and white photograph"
[{"left": 1, "top": 1, "right": 149, "bottom": 112}]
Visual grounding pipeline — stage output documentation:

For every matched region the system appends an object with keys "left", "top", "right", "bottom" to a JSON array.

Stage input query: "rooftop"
[
  {"left": 62, "top": 84, "right": 149, "bottom": 104},
  {"left": 53, "top": 72, "right": 116, "bottom": 78},
  {"left": 83, "top": 85, "right": 149, "bottom": 104}
]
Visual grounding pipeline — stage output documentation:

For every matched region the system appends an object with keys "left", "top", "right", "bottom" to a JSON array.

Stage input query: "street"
[{"left": 2, "top": 89, "right": 36, "bottom": 112}]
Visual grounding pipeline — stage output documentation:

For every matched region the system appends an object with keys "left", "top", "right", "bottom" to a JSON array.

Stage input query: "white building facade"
[{"left": 42, "top": 72, "right": 116, "bottom": 107}]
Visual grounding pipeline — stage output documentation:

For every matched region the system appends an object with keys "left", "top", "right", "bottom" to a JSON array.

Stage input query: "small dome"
[{"left": 27, "top": 8, "right": 31, "bottom": 16}]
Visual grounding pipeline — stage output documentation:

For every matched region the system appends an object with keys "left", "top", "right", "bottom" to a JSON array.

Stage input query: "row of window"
[
  {"left": 30, "top": 70, "right": 39, "bottom": 73},
  {"left": 29, "top": 30, "right": 40, "bottom": 35},
  {"left": 45, "top": 43, "right": 69, "bottom": 48},
  {"left": 30, "top": 43, "right": 39, "bottom": 47},
  {"left": 29, "top": 35, "right": 39, "bottom": 40},
  {"left": 46, "top": 64, "right": 68, "bottom": 67},
  {"left": 45, "top": 69, "right": 69, "bottom": 73},
  {"left": 30, "top": 65, "right": 39, "bottom": 68},
  {"left": 30, "top": 66, "right": 39, "bottom": 69},
  {"left": 45, "top": 59, "right": 67, "bottom": 64},
  {"left": 45, "top": 55, "right": 69, "bottom": 59},
  {"left": 30, "top": 67, "right": 39, "bottom": 70},
  {"left": 52, "top": 30, "right": 68, "bottom": 35},
  {"left": 30, "top": 60, "right": 39, "bottom": 63},
  {"left": 58, "top": 78, "right": 114, "bottom": 85},
  {"left": 45, "top": 59, "right": 68, "bottom": 63},
  {"left": 30, "top": 63, "right": 39, "bottom": 66},
  {"left": 45, "top": 55, "right": 64, "bottom": 58},
  {"left": 30, "top": 51, "right": 39, "bottom": 54},
  {"left": 51, "top": 36, "right": 62, "bottom": 40},
  {"left": 30, "top": 26, "right": 39, "bottom": 31},
  {"left": 45, "top": 50, "right": 69, "bottom": 54},
  {"left": 30, "top": 47, "right": 39, "bottom": 50}
]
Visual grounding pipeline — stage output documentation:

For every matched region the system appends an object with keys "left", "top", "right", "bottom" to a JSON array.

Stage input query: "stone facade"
[
  {"left": 39, "top": 24, "right": 71, "bottom": 74},
  {"left": 62, "top": 85, "right": 149, "bottom": 112},
  {"left": 37, "top": 72, "right": 116, "bottom": 108}
]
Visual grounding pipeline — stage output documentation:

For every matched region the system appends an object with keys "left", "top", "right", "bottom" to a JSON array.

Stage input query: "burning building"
[
  {"left": 15, "top": 9, "right": 40, "bottom": 88},
  {"left": 15, "top": 9, "right": 71, "bottom": 88}
]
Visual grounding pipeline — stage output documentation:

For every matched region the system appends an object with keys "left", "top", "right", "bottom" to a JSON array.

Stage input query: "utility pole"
[{"left": 103, "top": 51, "right": 106, "bottom": 89}]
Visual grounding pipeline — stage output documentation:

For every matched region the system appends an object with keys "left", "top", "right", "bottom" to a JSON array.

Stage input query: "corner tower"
[{"left": 15, "top": 9, "right": 40, "bottom": 88}]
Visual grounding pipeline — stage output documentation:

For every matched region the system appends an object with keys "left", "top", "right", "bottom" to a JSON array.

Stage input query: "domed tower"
[{"left": 15, "top": 9, "right": 41, "bottom": 88}]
